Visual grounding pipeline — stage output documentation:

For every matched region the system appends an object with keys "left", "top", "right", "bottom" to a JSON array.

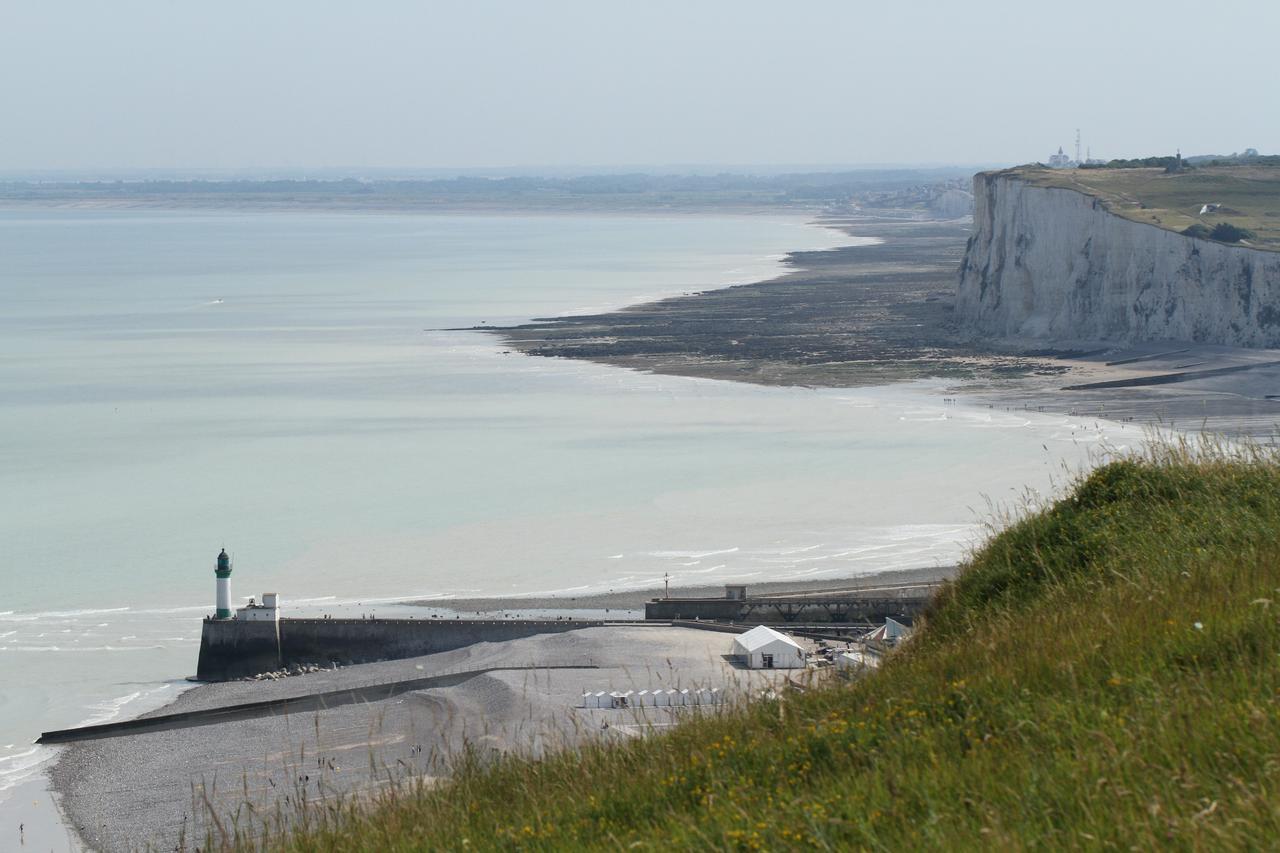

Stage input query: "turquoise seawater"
[{"left": 0, "top": 209, "right": 1139, "bottom": 817}]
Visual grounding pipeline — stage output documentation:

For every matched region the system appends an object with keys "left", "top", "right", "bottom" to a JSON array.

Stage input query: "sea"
[{"left": 0, "top": 207, "right": 1142, "bottom": 842}]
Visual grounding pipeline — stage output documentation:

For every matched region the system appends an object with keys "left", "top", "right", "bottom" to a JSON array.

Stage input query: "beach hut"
[
  {"left": 636, "top": 690, "right": 655, "bottom": 707},
  {"left": 676, "top": 688, "right": 692, "bottom": 706},
  {"left": 609, "top": 690, "right": 633, "bottom": 710},
  {"left": 731, "top": 625, "right": 807, "bottom": 669},
  {"left": 652, "top": 689, "right": 672, "bottom": 707}
]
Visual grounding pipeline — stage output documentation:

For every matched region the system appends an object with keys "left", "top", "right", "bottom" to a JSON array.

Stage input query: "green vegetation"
[
  {"left": 228, "top": 442, "right": 1280, "bottom": 850},
  {"left": 1079, "top": 155, "right": 1187, "bottom": 171},
  {"left": 1182, "top": 222, "right": 1258, "bottom": 244},
  {"left": 1210, "top": 222, "right": 1257, "bottom": 243},
  {"left": 1018, "top": 163, "right": 1280, "bottom": 250}
]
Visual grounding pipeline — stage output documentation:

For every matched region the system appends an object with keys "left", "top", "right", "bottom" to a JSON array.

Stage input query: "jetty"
[{"left": 643, "top": 581, "right": 936, "bottom": 624}]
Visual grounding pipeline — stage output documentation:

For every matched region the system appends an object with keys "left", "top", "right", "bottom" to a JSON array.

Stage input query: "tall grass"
[{"left": 233, "top": 441, "right": 1280, "bottom": 850}]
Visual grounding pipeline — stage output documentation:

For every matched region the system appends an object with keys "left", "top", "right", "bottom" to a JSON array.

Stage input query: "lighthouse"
[{"left": 215, "top": 548, "right": 233, "bottom": 619}]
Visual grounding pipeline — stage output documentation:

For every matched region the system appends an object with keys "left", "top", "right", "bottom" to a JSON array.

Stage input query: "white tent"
[
  {"left": 865, "top": 617, "right": 912, "bottom": 646},
  {"left": 835, "top": 650, "right": 875, "bottom": 673},
  {"left": 731, "top": 625, "right": 807, "bottom": 669}
]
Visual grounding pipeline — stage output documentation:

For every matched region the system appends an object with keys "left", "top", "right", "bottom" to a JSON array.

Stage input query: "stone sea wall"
[
  {"left": 196, "top": 617, "right": 602, "bottom": 681},
  {"left": 955, "top": 172, "right": 1280, "bottom": 346}
]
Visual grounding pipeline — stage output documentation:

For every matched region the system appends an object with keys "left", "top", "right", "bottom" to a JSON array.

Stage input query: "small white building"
[
  {"left": 236, "top": 592, "right": 281, "bottom": 622},
  {"left": 731, "top": 625, "right": 807, "bottom": 669}
]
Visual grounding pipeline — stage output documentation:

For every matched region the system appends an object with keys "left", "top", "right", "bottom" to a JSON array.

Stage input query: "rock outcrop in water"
[{"left": 955, "top": 171, "right": 1280, "bottom": 347}]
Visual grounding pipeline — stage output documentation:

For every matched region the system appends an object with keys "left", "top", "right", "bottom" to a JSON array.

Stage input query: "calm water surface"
[{"left": 0, "top": 209, "right": 1139, "bottom": 819}]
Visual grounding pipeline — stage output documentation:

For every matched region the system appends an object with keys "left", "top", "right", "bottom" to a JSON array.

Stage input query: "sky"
[{"left": 1, "top": 0, "right": 1275, "bottom": 175}]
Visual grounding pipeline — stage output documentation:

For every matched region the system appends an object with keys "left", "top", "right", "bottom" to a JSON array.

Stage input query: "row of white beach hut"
[{"left": 581, "top": 688, "right": 723, "bottom": 709}]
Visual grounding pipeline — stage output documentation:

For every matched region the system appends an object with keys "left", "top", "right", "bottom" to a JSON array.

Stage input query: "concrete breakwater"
[
  {"left": 195, "top": 616, "right": 609, "bottom": 681},
  {"left": 40, "top": 663, "right": 597, "bottom": 744}
]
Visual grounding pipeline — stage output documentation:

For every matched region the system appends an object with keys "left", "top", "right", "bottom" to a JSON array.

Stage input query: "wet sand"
[{"left": 0, "top": 775, "right": 80, "bottom": 852}]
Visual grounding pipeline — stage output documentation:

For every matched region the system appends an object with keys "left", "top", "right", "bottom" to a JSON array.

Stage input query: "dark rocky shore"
[
  {"left": 483, "top": 216, "right": 1068, "bottom": 388},
  {"left": 484, "top": 214, "right": 1280, "bottom": 439}
]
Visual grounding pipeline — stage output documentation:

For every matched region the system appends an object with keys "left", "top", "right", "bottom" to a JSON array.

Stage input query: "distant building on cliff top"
[{"left": 1048, "top": 146, "right": 1075, "bottom": 169}]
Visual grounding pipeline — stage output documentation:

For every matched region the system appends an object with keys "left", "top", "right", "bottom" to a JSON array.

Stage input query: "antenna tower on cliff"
[{"left": 1075, "top": 129, "right": 1082, "bottom": 164}]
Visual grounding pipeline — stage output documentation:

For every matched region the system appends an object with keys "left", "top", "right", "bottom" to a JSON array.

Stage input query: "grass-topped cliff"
[
  {"left": 1015, "top": 163, "right": 1280, "bottom": 251},
  {"left": 237, "top": 443, "right": 1280, "bottom": 850}
]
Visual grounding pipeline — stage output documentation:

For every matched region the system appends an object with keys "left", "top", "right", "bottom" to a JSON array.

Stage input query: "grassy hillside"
[
  {"left": 239, "top": 443, "right": 1280, "bottom": 850},
  {"left": 1017, "top": 164, "right": 1280, "bottom": 250}
]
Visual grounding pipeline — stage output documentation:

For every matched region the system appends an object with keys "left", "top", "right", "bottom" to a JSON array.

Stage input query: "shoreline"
[
  {"left": 45, "top": 207, "right": 1279, "bottom": 848},
  {"left": 483, "top": 213, "right": 1280, "bottom": 439}
]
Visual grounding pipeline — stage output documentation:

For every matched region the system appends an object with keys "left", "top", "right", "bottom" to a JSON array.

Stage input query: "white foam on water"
[
  {"left": 649, "top": 547, "right": 739, "bottom": 559},
  {"left": 0, "top": 681, "right": 179, "bottom": 804},
  {"left": 0, "top": 747, "right": 52, "bottom": 795},
  {"left": 0, "top": 607, "right": 130, "bottom": 623},
  {"left": 81, "top": 691, "right": 143, "bottom": 728}
]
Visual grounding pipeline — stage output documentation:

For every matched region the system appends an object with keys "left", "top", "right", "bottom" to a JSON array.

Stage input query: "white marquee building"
[{"left": 731, "top": 625, "right": 807, "bottom": 669}]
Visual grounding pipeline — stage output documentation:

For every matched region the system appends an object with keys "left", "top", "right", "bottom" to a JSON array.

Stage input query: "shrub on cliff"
[
  {"left": 1182, "top": 223, "right": 1212, "bottom": 239},
  {"left": 1209, "top": 222, "right": 1256, "bottom": 243},
  {"left": 239, "top": 442, "right": 1280, "bottom": 851},
  {"left": 1083, "top": 155, "right": 1188, "bottom": 170}
]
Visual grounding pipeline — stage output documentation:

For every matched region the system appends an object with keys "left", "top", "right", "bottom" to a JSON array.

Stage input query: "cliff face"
[{"left": 955, "top": 172, "right": 1280, "bottom": 346}]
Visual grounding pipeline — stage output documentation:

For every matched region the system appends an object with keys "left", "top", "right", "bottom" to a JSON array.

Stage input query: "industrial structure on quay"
[{"left": 197, "top": 549, "right": 929, "bottom": 681}]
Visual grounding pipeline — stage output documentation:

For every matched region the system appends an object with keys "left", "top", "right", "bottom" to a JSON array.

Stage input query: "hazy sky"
[{"left": 2, "top": 0, "right": 1274, "bottom": 174}]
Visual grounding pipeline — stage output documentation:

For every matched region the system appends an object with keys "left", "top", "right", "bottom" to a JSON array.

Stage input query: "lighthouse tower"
[{"left": 215, "top": 548, "right": 233, "bottom": 619}]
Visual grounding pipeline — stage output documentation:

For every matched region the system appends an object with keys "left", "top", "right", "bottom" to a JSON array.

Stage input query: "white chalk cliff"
[{"left": 955, "top": 171, "right": 1280, "bottom": 346}]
